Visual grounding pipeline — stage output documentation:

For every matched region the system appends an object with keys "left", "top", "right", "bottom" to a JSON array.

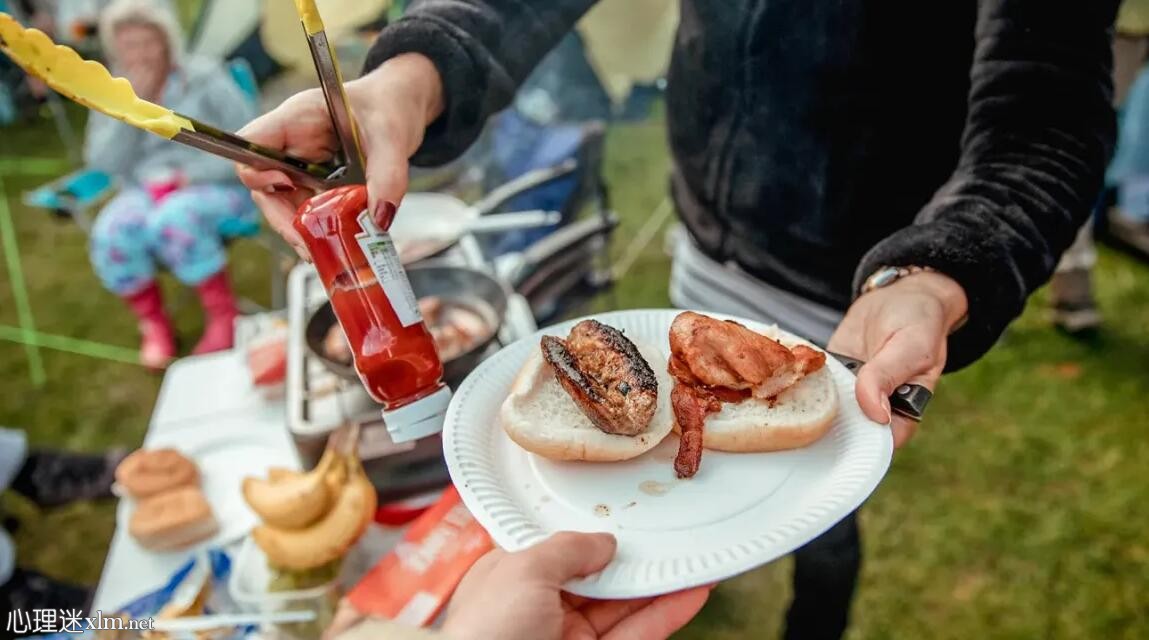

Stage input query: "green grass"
[{"left": 3, "top": 101, "right": 1149, "bottom": 639}]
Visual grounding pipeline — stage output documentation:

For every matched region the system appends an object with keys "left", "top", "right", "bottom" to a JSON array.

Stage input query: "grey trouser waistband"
[{"left": 668, "top": 226, "right": 844, "bottom": 347}]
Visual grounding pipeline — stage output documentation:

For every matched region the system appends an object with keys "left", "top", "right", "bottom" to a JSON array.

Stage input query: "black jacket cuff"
[
  {"left": 363, "top": 16, "right": 490, "bottom": 166},
  {"left": 853, "top": 200, "right": 1027, "bottom": 373}
]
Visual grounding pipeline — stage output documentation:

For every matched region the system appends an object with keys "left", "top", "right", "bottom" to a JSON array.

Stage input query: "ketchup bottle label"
[{"left": 355, "top": 210, "right": 423, "bottom": 328}]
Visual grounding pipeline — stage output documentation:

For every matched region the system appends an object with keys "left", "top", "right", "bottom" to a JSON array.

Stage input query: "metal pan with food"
[{"left": 306, "top": 265, "right": 509, "bottom": 389}]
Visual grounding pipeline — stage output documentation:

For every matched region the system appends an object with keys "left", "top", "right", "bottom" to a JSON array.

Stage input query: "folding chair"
[{"left": 496, "top": 120, "right": 621, "bottom": 325}]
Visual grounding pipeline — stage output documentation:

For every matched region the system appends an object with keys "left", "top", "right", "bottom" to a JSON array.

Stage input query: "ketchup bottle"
[{"left": 294, "top": 185, "right": 451, "bottom": 442}]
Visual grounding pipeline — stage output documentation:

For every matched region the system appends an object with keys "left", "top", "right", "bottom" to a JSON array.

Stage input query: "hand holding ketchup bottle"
[{"left": 294, "top": 185, "right": 451, "bottom": 442}]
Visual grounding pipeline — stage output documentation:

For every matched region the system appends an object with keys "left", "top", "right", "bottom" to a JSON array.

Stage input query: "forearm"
[
  {"left": 362, "top": 0, "right": 598, "bottom": 165},
  {"left": 855, "top": 0, "right": 1120, "bottom": 371}
]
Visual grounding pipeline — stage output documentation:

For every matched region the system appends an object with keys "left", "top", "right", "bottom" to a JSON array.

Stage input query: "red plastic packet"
[
  {"left": 247, "top": 338, "right": 286, "bottom": 387},
  {"left": 345, "top": 485, "right": 493, "bottom": 627}
]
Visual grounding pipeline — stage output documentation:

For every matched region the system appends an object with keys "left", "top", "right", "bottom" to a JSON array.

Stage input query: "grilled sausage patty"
[{"left": 540, "top": 320, "right": 658, "bottom": 436}]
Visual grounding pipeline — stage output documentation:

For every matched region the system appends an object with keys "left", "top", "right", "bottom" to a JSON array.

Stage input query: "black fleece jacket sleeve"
[
  {"left": 362, "top": 0, "right": 597, "bottom": 166},
  {"left": 854, "top": 0, "right": 1120, "bottom": 372}
]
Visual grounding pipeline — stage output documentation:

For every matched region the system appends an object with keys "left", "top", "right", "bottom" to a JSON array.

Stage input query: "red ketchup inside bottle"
[{"left": 294, "top": 186, "right": 450, "bottom": 440}]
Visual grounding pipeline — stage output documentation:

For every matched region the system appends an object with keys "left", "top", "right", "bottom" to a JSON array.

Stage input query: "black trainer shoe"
[
  {"left": 10, "top": 448, "right": 127, "bottom": 509},
  {"left": 0, "top": 568, "right": 91, "bottom": 632}
]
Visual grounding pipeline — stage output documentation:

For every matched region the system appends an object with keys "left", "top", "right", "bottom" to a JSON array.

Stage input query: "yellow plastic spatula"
[{"left": 0, "top": 12, "right": 337, "bottom": 189}]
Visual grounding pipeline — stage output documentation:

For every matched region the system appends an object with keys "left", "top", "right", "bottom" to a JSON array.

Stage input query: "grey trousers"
[{"left": 668, "top": 228, "right": 860, "bottom": 640}]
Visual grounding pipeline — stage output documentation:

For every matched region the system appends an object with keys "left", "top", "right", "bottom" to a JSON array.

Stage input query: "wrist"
[
  {"left": 365, "top": 53, "right": 445, "bottom": 127},
  {"left": 897, "top": 271, "right": 969, "bottom": 333}
]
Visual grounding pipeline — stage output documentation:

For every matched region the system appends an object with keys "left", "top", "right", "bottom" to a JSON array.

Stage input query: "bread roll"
[
  {"left": 129, "top": 486, "right": 219, "bottom": 552},
  {"left": 500, "top": 340, "right": 675, "bottom": 462},
  {"left": 115, "top": 448, "right": 199, "bottom": 499}
]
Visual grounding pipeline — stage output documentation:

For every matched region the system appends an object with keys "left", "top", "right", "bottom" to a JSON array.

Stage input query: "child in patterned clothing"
[{"left": 85, "top": 0, "right": 257, "bottom": 369}]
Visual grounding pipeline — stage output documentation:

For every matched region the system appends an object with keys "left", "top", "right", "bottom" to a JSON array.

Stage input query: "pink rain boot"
[
  {"left": 193, "top": 271, "right": 239, "bottom": 355},
  {"left": 125, "top": 282, "right": 177, "bottom": 370}
]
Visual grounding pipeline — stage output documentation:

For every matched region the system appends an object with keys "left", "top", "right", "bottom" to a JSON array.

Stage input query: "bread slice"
[
  {"left": 500, "top": 339, "right": 675, "bottom": 462},
  {"left": 129, "top": 486, "right": 219, "bottom": 552},
  {"left": 676, "top": 325, "right": 839, "bottom": 452}
]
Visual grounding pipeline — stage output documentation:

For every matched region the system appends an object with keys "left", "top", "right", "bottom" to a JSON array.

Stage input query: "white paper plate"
[
  {"left": 117, "top": 425, "right": 289, "bottom": 552},
  {"left": 443, "top": 309, "right": 893, "bottom": 598}
]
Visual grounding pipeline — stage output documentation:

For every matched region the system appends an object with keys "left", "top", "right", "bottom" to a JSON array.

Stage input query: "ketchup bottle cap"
[{"left": 381, "top": 386, "right": 452, "bottom": 443}]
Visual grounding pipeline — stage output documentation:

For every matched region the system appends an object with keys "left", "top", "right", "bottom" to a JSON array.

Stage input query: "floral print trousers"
[{"left": 89, "top": 184, "right": 254, "bottom": 295}]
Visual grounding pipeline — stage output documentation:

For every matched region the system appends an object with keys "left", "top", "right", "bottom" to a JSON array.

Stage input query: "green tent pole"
[{"left": 0, "top": 175, "right": 47, "bottom": 385}]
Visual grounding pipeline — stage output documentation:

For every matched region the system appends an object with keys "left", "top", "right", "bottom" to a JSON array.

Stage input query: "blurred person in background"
[
  {"left": 1103, "top": 0, "right": 1149, "bottom": 256},
  {"left": 237, "top": 1, "right": 1120, "bottom": 638},
  {"left": 0, "top": 428, "right": 123, "bottom": 615},
  {"left": 1048, "top": 0, "right": 1149, "bottom": 334},
  {"left": 85, "top": 0, "right": 256, "bottom": 370},
  {"left": 0, "top": 0, "right": 55, "bottom": 123}
]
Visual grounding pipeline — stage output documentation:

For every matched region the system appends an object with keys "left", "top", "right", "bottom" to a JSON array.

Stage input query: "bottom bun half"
[
  {"left": 674, "top": 325, "right": 840, "bottom": 453},
  {"left": 682, "top": 365, "right": 839, "bottom": 452},
  {"left": 500, "top": 340, "right": 675, "bottom": 462}
]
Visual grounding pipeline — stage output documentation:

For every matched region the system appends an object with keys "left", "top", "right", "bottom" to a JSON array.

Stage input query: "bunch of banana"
[{"left": 243, "top": 443, "right": 377, "bottom": 571}]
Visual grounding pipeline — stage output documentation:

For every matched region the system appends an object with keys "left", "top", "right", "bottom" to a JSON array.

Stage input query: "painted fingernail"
[
  {"left": 373, "top": 200, "right": 397, "bottom": 230},
  {"left": 880, "top": 397, "right": 892, "bottom": 424},
  {"left": 264, "top": 183, "right": 295, "bottom": 194}
]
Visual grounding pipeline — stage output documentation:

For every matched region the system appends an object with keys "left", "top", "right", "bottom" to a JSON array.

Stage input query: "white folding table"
[{"left": 91, "top": 350, "right": 300, "bottom": 612}]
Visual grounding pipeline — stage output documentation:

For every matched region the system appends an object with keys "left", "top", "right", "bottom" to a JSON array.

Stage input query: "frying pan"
[{"left": 305, "top": 265, "right": 509, "bottom": 388}]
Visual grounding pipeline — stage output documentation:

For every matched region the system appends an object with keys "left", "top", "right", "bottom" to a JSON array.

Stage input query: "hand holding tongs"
[
  {"left": 191, "top": 0, "right": 365, "bottom": 190},
  {"left": 293, "top": 0, "right": 366, "bottom": 188},
  {"left": 0, "top": 3, "right": 361, "bottom": 192}
]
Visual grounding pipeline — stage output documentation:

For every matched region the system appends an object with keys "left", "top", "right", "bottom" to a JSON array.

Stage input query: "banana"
[
  {"left": 242, "top": 449, "right": 340, "bottom": 530},
  {"left": 267, "top": 467, "right": 300, "bottom": 482},
  {"left": 253, "top": 456, "right": 377, "bottom": 571}
]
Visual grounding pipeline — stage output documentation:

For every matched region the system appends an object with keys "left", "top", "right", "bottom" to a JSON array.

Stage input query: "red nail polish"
[
  {"left": 268, "top": 183, "right": 295, "bottom": 194},
  {"left": 373, "top": 201, "right": 397, "bottom": 230}
]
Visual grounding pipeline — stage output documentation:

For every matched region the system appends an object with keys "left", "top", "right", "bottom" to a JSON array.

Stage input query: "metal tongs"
[
  {"left": 179, "top": 0, "right": 363, "bottom": 191},
  {"left": 294, "top": 0, "right": 367, "bottom": 187},
  {"left": 0, "top": 5, "right": 359, "bottom": 193},
  {"left": 172, "top": 121, "right": 339, "bottom": 191}
]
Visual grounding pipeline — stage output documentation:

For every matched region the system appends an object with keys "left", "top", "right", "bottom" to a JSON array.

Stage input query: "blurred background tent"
[
  {"left": 257, "top": 0, "right": 390, "bottom": 72},
  {"left": 187, "top": 0, "right": 391, "bottom": 83},
  {"left": 576, "top": 0, "right": 677, "bottom": 109},
  {"left": 1118, "top": 0, "right": 1149, "bottom": 35}
]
